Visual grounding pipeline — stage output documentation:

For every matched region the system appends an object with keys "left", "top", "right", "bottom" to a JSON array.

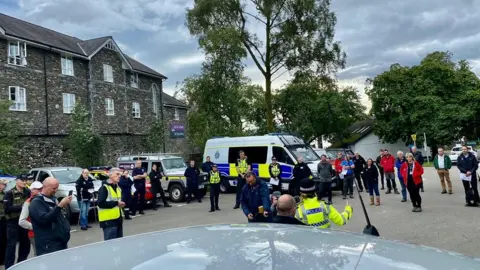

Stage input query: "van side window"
[
  {"left": 228, "top": 147, "right": 268, "bottom": 164},
  {"left": 37, "top": 171, "right": 50, "bottom": 182},
  {"left": 273, "top": 146, "right": 294, "bottom": 165}
]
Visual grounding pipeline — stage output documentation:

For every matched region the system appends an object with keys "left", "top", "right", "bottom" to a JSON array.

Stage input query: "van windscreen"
[
  {"left": 163, "top": 158, "right": 187, "bottom": 170},
  {"left": 287, "top": 146, "right": 319, "bottom": 162}
]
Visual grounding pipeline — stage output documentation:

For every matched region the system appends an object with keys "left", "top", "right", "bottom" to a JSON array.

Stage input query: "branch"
[
  {"left": 243, "top": 11, "right": 267, "bottom": 25},
  {"left": 244, "top": 36, "right": 266, "bottom": 64},
  {"left": 270, "top": 0, "right": 287, "bottom": 26},
  {"left": 272, "top": 69, "right": 288, "bottom": 82},
  {"left": 240, "top": 10, "right": 266, "bottom": 75},
  {"left": 271, "top": 63, "right": 285, "bottom": 75}
]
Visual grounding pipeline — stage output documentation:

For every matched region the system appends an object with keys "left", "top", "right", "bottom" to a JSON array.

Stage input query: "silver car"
[
  {"left": 9, "top": 224, "right": 480, "bottom": 269},
  {"left": 28, "top": 167, "right": 102, "bottom": 222}
]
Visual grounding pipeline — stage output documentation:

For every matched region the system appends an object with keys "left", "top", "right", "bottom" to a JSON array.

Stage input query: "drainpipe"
[
  {"left": 43, "top": 52, "right": 49, "bottom": 135},
  {"left": 160, "top": 78, "right": 166, "bottom": 153}
]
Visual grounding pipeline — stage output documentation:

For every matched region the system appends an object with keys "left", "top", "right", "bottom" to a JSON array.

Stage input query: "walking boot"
[
  {"left": 369, "top": 196, "right": 374, "bottom": 205},
  {"left": 375, "top": 197, "right": 380, "bottom": 206},
  {"left": 394, "top": 188, "right": 399, "bottom": 194},
  {"left": 216, "top": 206, "right": 221, "bottom": 211},
  {"left": 441, "top": 190, "right": 447, "bottom": 194},
  {"left": 448, "top": 190, "right": 453, "bottom": 194},
  {"left": 385, "top": 189, "right": 392, "bottom": 194}
]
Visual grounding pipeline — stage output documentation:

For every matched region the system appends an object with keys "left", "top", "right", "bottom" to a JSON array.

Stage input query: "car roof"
[
  {"left": 117, "top": 154, "right": 183, "bottom": 161},
  {"left": 29, "top": 167, "right": 83, "bottom": 171}
]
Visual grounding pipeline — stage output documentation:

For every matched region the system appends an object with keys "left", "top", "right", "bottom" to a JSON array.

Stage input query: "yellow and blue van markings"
[{"left": 215, "top": 163, "right": 293, "bottom": 179}]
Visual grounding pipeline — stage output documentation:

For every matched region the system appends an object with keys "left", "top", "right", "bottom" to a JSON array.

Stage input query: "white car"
[{"left": 449, "top": 146, "right": 478, "bottom": 164}]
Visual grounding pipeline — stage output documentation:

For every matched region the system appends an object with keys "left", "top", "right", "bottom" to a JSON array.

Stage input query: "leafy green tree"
[
  {"left": 186, "top": 0, "right": 346, "bottom": 132},
  {"left": 145, "top": 120, "right": 165, "bottom": 152},
  {"left": 276, "top": 75, "right": 365, "bottom": 143},
  {"left": 0, "top": 100, "right": 20, "bottom": 173},
  {"left": 68, "top": 103, "right": 103, "bottom": 168},
  {"left": 366, "top": 51, "right": 480, "bottom": 149}
]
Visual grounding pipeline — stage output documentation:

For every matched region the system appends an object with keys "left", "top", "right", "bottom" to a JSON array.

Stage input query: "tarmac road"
[{"left": 2, "top": 167, "right": 479, "bottom": 269}]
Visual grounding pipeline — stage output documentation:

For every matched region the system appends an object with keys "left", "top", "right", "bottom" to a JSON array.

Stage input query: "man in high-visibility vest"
[
  {"left": 208, "top": 164, "right": 222, "bottom": 212},
  {"left": 295, "top": 178, "right": 353, "bottom": 228},
  {"left": 97, "top": 168, "right": 125, "bottom": 241},
  {"left": 233, "top": 150, "right": 251, "bottom": 209}
]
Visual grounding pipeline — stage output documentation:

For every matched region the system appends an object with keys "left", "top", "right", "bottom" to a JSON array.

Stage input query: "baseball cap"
[{"left": 30, "top": 181, "right": 43, "bottom": 190}]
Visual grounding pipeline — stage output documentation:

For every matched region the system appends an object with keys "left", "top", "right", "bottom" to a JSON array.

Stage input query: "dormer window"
[
  {"left": 8, "top": 41, "right": 27, "bottom": 66},
  {"left": 130, "top": 73, "right": 138, "bottom": 88},
  {"left": 104, "top": 41, "right": 117, "bottom": 51}
]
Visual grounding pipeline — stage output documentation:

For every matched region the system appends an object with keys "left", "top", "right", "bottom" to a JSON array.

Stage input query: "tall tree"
[
  {"left": 186, "top": 0, "right": 346, "bottom": 132},
  {"left": 0, "top": 100, "right": 20, "bottom": 173},
  {"left": 276, "top": 75, "right": 366, "bottom": 143},
  {"left": 366, "top": 51, "right": 480, "bottom": 148}
]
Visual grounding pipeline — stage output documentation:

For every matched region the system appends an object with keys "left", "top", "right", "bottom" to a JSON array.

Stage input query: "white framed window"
[
  {"left": 8, "top": 41, "right": 27, "bottom": 66},
  {"left": 132, "top": 102, "right": 140, "bottom": 118},
  {"left": 62, "top": 93, "right": 76, "bottom": 114},
  {"left": 130, "top": 73, "right": 138, "bottom": 88},
  {"left": 105, "top": 98, "right": 114, "bottom": 116},
  {"left": 152, "top": 87, "right": 158, "bottom": 116},
  {"left": 8, "top": 86, "right": 26, "bottom": 111},
  {"left": 103, "top": 64, "right": 113, "bottom": 82},
  {"left": 174, "top": 108, "right": 180, "bottom": 121},
  {"left": 61, "top": 55, "right": 74, "bottom": 76}
]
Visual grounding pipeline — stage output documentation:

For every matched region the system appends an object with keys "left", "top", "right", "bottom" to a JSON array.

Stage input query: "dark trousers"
[
  {"left": 318, "top": 182, "right": 332, "bottom": 202},
  {"left": 0, "top": 218, "right": 6, "bottom": 265},
  {"left": 271, "top": 177, "right": 282, "bottom": 193},
  {"left": 407, "top": 180, "right": 422, "bottom": 208},
  {"left": 132, "top": 181, "right": 146, "bottom": 214},
  {"left": 368, "top": 182, "right": 380, "bottom": 196},
  {"left": 379, "top": 167, "right": 385, "bottom": 187},
  {"left": 343, "top": 175, "right": 354, "bottom": 196},
  {"left": 5, "top": 219, "right": 30, "bottom": 269},
  {"left": 399, "top": 178, "right": 407, "bottom": 200},
  {"left": 354, "top": 172, "right": 365, "bottom": 191},
  {"left": 36, "top": 241, "right": 67, "bottom": 256},
  {"left": 248, "top": 214, "right": 272, "bottom": 223},
  {"left": 463, "top": 174, "right": 480, "bottom": 204},
  {"left": 210, "top": 183, "right": 220, "bottom": 210},
  {"left": 235, "top": 176, "right": 246, "bottom": 206},
  {"left": 186, "top": 181, "right": 199, "bottom": 202},
  {"left": 151, "top": 184, "right": 168, "bottom": 208},
  {"left": 103, "top": 225, "right": 123, "bottom": 241},
  {"left": 121, "top": 189, "right": 132, "bottom": 218},
  {"left": 385, "top": 172, "right": 397, "bottom": 190}
]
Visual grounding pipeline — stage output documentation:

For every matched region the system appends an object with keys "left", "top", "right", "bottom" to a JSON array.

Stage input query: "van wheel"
[
  {"left": 220, "top": 181, "right": 230, "bottom": 194},
  {"left": 169, "top": 184, "right": 184, "bottom": 202}
]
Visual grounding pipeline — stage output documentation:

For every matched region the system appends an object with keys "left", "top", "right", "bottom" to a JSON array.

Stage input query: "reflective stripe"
[
  {"left": 299, "top": 204, "right": 309, "bottom": 224},
  {"left": 237, "top": 159, "right": 248, "bottom": 173},
  {"left": 210, "top": 172, "right": 221, "bottom": 184},
  {"left": 311, "top": 220, "right": 330, "bottom": 227},
  {"left": 98, "top": 185, "right": 123, "bottom": 222},
  {"left": 271, "top": 165, "right": 280, "bottom": 176}
]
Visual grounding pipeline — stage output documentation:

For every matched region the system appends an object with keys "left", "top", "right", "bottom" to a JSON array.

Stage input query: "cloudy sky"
[{"left": 1, "top": 0, "right": 480, "bottom": 106}]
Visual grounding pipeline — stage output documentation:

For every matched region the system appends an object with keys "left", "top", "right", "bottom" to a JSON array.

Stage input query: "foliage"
[
  {"left": 0, "top": 100, "right": 20, "bottom": 173},
  {"left": 146, "top": 120, "right": 164, "bottom": 152},
  {"left": 68, "top": 103, "right": 103, "bottom": 168},
  {"left": 186, "top": 0, "right": 346, "bottom": 132},
  {"left": 366, "top": 51, "right": 480, "bottom": 148},
  {"left": 276, "top": 75, "right": 366, "bottom": 143}
]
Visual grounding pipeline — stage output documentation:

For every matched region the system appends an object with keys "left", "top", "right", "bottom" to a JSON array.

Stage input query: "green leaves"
[
  {"left": 68, "top": 103, "right": 103, "bottom": 168},
  {"left": 146, "top": 120, "right": 164, "bottom": 152},
  {"left": 366, "top": 51, "right": 480, "bottom": 147},
  {"left": 0, "top": 100, "right": 20, "bottom": 173}
]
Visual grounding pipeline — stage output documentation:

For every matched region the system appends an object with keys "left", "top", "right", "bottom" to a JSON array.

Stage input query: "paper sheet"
[
  {"left": 460, "top": 173, "right": 472, "bottom": 182},
  {"left": 270, "top": 178, "right": 279, "bottom": 186}
]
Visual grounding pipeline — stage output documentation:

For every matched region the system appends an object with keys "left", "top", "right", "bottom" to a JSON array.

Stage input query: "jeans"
[
  {"left": 385, "top": 172, "right": 397, "bottom": 190},
  {"left": 103, "top": 225, "right": 123, "bottom": 241},
  {"left": 5, "top": 220, "right": 30, "bottom": 269},
  {"left": 78, "top": 200, "right": 90, "bottom": 228},
  {"left": 399, "top": 177, "right": 407, "bottom": 200},
  {"left": 368, "top": 183, "right": 380, "bottom": 196},
  {"left": 379, "top": 167, "right": 385, "bottom": 187},
  {"left": 343, "top": 175, "right": 354, "bottom": 196},
  {"left": 318, "top": 182, "right": 332, "bottom": 202}
]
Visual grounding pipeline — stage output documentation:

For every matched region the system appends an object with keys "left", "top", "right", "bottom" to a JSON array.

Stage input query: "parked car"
[
  {"left": 28, "top": 167, "right": 102, "bottom": 222},
  {"left": 449, "top": 145, "right": 479, "bottom": 164},
  {"left": 0, "top": 173, "right": 17, "bottom": 190}
]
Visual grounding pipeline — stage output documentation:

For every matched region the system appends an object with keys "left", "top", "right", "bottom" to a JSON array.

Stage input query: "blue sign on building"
[{"left": 170, "top": 123, "right": 185, "bottom": 138}]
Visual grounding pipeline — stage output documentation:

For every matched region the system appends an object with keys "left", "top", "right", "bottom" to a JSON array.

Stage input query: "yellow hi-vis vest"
[
  {"left": 271, "top": 164, "right": 280, "bottom": 177},
  {"left": 98, "top": 184, "right": 123, "bottom": 222},
  {"left": 295, "top": 197, "right": 352, "bottom": 228},
  {"left": 210, "top": 171, "right": 221, "bottom": 184},
  {"left": 237, "top": 159, "right": 248, "bottom": 174}
]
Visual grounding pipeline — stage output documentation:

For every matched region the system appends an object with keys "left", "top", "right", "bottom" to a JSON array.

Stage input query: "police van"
[
  {"left": 117, "top": 153, "right": 209, "bottom": 202},
  {"left": 203, "top": 134, "right": 321, "bottom": 193}
]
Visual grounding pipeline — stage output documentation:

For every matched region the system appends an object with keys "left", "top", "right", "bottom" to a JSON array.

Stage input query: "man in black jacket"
[
  {"left": 292, "top": 157, "right": 312, "bottom": 196},
  {"left": 184, "top": 160, "right": 201, "bottom": 204},
  {"left": 272, "top": 195, "right": 306, "bottom": 225},
  {"left": 4, "top": 174, "right": 31, "bottom": 269},
  {"left": 75, "top": 169, "right": 94, "bottom": 230},
  {"left": 457, "top": 145, "right": 480, "bottom": 206},
  {"left": 353, "top": 152, "right": 367, "bottom": 192},
  {"left": 149, "top": 164, "right": 171, "bottom": 210},
  {"left": 201, "top": 156, "right": 214, "bottom": 174},
  {"left": 29, "top": 177, "right": 71, "bottom": 256}
]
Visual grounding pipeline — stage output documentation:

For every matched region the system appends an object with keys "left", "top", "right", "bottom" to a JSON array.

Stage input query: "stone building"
[{"left": 0, "top": 13, "right": 189, "bottom": 168}]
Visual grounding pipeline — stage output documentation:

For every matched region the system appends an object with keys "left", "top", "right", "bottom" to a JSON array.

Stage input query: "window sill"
[
  {"left": 9, "top": 109, "right": 27, "bottom": 112},
  {"left": 104, "top": 80, "right": 114, "bottom": 83},
  {"left": 133, "top": 117, "right": 141, "bottom": 119},
  {"left": 106, "top": 114, "right": 115, "bottom": 116},
  {"left": 7, "top": 63, "right": 27, "bottom": 68},
  {"left": 61, "top": 73, "right": 75, "bottom": 77}
]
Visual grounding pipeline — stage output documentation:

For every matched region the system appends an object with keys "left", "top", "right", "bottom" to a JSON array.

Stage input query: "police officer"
[
  {"left": 292, "top": 157, "right": 312, "bottom": 196},
  {"left": 131, "top": 160, "right": 147, "bottom": 215},
  {"left": 234, "top": 150, "right": 251, "bottom": 209},
  {"left": 208, "top": 164, "right": 221, "bottom": 212},
  {"left": 4, "top": 174, "right": 31, "bottom": 269},
  {"left": 201, "top": 156, "right": 214, "bottom": 174},
  {"left": 0, "top": 179, "right": 8, "bottom": 266},
  {"left": 269, "top": 156, "right": 283, "bottom": 193},
  {"left": 295, "top": 178, "right": 353, "bottom": 228}
]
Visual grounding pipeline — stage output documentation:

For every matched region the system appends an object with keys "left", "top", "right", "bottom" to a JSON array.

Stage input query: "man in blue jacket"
[
  {"left": 240, "top": 172, "right": 271, "bottom": 223},
  {"left": 395, "top": 151, "right": 408, "bottom": 202}
]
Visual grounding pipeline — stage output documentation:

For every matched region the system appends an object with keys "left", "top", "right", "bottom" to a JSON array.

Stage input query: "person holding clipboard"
[
  {"left": 269, "top": 156, "right": 283, "bottom": 193},
  {"left": 457, "top": 145, "right": 480, "bottom": 207}
]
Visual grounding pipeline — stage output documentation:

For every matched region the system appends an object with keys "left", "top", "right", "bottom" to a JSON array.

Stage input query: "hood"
[{"left": 11, "top": 224, "right": 480, "bottom": 270}]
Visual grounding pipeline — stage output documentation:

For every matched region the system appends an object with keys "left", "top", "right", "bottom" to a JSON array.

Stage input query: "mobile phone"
[{"left": 68, "top": 190, "right": 73, "bottom": 196}]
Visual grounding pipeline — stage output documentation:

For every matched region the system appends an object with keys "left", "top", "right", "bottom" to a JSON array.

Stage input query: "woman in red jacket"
[{"left": 400, "top": 153, "right": 424, "bottom": 212}]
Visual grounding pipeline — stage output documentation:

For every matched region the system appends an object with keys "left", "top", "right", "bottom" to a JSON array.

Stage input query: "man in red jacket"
[
  {"left": 381, "top": 149, "right": 399, "bottom": 194},
  {"left": 334, "top": 152, "right": 345, "bottom": 196}
]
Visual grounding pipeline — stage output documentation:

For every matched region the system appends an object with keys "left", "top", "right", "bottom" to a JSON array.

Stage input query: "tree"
[
  {"left": 366, "top": 51, "right": 480, "bottom": 149},
  {"left": 0, "top": 100, "right": 20, "bottom": 173},
  {"left": 145, "top": 120, "right": 164, "bottom": 152},
  {"left": 276, "top": 75, "right": 366, "bottom": 143},
  {"left": 68, "top": 103, "right": 103, "bottom": 168},
  {"left": 186, "top": 0, "right": 346, "bottom": 132}
]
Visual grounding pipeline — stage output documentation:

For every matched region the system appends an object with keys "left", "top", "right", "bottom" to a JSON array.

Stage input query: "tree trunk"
[{"left": 265, "top": 76, "right": 273, "bottom": 132}]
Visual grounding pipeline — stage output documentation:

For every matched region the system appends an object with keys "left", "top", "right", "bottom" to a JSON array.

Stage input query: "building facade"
[{"left": 0, "top": 13, "right": 189, "bottom": 168}]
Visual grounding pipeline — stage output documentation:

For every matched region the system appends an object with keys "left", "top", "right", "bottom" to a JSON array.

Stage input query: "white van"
[
  {"left": 203, "top": 134, "right": 321, "bottom": 193},
  {"left": 117, "top": 153, "right": 209, "bottom": 202}
]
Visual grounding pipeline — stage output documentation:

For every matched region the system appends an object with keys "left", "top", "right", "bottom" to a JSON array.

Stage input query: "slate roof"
[
  {"left": 0, "top": 13, "right": 167, "bottom": 79},
  {"left": 162, "top": 93, "right": 188, "bottom": 108},
  {"left": 330, "top": 119, "right": 374, "bottom": 148}
]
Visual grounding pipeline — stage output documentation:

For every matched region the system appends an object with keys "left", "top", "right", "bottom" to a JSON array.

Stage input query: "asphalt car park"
[{"left": 2, "top": 167, "right": 480, "bottom": 270}]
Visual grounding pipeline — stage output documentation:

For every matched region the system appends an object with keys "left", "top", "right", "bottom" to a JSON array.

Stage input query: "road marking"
[
  {"left": 176, "top": 204, "right": 186, "bottom": 207},
  {"left": 70, "top": 229, "right": 77, "bottom": 233}
]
